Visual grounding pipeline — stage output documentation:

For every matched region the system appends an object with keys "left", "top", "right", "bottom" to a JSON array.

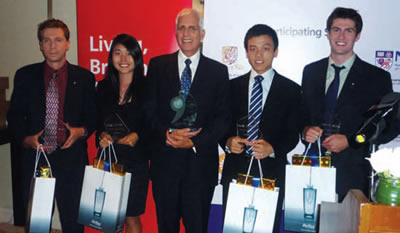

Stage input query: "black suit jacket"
[
  {"left": 7, "top": 61, "right": 96, "bottom": 151},
  {"left": 145, "top": 51, "right": 230, "bottom": 186},
  {"left": 301, "top": 56, "right": 393, "bottom": 199},
  {"left": 221, "top": 71, "right": 301, "bottom": 189},
  {"left": 95, "top": 79, "right": 148, "bottom": 162}
]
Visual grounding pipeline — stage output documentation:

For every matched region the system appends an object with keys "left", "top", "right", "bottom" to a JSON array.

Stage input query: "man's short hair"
[
  {"left": 175, "top": 8, "right": 204, "bottom": 30},
  {"left": 37, "top": 19, "right": 70, "bottom": 42},
  {"left": 244, "top": 24, "right": 278, "bottom": 51},
  {"left": 326, "top": 7, "right": 363, "bottom": 35}
]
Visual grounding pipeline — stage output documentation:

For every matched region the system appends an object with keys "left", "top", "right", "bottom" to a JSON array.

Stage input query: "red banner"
[
  {"left": 76, "top": 0, "right": 192, "bottom": 232},
  {"left": 77, "top": 0, "right": 192, "bottom": 81}
]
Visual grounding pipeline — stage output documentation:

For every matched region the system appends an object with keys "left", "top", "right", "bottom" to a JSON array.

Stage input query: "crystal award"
[
  {"left": 236, "top": 115, "right": 263, "bottom": 156},
  {"left": 169, "top": 91, "right": 197, "bottom": 131},
  {"left": 104, "top": 113, "right": 130, "bottom": 140}
]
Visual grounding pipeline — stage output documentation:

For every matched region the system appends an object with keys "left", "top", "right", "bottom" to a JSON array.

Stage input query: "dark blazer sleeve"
[
  {"left": 191, "top": 59, "right": 231, "bottom": 153},
  {"left": 264, "top": 75, "right": 301, "bottom": 157},
  {"left": 143, "top": 57, "right": 169, "bottom": 144},
  {"left": 7, "top": 66, "right": 33, "bottom": 143},
  {"left": 95, "top": 80, "right": 109, "bottom": 145},
  {"left": 69, "top": 65, "right": 97, "bottom": 139}
]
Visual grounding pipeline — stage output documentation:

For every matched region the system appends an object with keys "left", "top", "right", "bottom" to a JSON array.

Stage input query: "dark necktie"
[
  {"left": 181, "top": 59, "right": 192, "bottom": 99},
  {"left": 246, "top": 75, "right": 264, "bottom": 155},
  {"left": 324, "top": 64, "right": 345, "bottom": 124},
  {"left": 44, "top": 72, "right": 59, "bottom": 153}
]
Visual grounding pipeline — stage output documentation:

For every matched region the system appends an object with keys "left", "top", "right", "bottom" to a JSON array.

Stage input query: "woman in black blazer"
[{"left": 96, "top": 33, "right": 149, "bottom": 233}]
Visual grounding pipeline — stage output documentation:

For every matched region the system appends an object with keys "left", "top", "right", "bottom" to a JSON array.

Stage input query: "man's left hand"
[
  {"left": 322, "top": 134, "right": 349, "bottom": 153},
  {"left": 246, "top": 139, "right": 274, "bottom": 159},
  {"left": 61, "top": 123, "right": 86, "bottom": 149},
  {"left": 165, "top": 128, "right": 201, "bottom": 149}
]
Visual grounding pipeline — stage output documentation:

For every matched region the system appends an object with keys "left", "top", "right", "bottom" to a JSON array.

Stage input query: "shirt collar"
[
  {"left": 178, "top": 50, "right": 201, "bottom": 65},
  {"left": 44, "top": 60, "right": 68, "bottom": 74},
  {"left": 328, "top": 53, "right": 356, "bottom": 69},
  {"left": 250, "top": 68, "right": 275, "bottom": 81}
]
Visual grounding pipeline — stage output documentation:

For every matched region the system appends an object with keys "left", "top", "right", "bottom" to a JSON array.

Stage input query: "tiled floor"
[{"left": 0, "top": 223, "right": 61, "bottom": 233}]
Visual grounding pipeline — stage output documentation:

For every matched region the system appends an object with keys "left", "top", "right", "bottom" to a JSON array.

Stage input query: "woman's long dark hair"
[{"left": 104, "top": 33, "right": 145, "bottom": 104}]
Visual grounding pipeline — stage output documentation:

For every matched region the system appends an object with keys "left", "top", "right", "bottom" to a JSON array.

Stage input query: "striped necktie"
[
  {"left": 181, "top": 59, "right": 192, "bottom": 99},
  {"left": 246, "top": 75, "right": 264, "bottom": 155},
  {"left": 44, "top": 72, "right": 59, "bottom": 153}
]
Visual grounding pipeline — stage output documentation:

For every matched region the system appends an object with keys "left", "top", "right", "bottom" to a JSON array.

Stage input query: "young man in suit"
[
  {"left": 302, "top": 7, "right": 393, "bottom": 201},
  {"left": 222, "top": 24, "right": 301, "bottom": 232},
  {"left": 7, "top": 19, "right": 96, "bottom": 233},
  {"left": 145, "top": 8, "right": 230, "bottom": 233}
]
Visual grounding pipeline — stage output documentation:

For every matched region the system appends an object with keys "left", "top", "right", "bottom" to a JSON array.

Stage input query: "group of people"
[{"left": 7, "top": 6, "right": 396, "bottom": 233}]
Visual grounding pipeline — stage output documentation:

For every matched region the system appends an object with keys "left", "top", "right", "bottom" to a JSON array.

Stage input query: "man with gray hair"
[{"left": 145, "top": 8, "right": 230, "bottom": 233}]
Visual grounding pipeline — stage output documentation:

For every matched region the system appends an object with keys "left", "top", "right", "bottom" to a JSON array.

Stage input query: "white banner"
[{"left": 204, "top": 0, "right": 400, "bottom": 150}]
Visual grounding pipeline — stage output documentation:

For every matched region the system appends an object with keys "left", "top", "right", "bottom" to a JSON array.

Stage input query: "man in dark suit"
[
  {"left": 221, "top": 24, "right": 301, "bottom": 233},
  {"left": 7, "top": 19, "right": 96, "bottom": 233},
  {"left": 302, "top": 7, "right": 393, "bottom": 201},
  {"left": 145, "top": 8, "right": 230, "bottom": 233}
]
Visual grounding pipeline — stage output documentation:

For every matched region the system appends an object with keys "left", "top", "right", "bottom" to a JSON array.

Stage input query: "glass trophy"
[
  {"left": 169, "top": 91, "right": 197, "bottom": 131},
  {"left": 104, "top": 113, "right": 130, "bottom": 140},
  {"left": 321, "top": 121, "right": 341, "bottom": 155},
  {"left": 236, "top": 115, "right": 263, "bottom": 156},
  {"left": 303, "top": 185, "right": 317, "bottom": 219},
  {"left": 94, "top": 187, "right": 106, "bottom": 217}
]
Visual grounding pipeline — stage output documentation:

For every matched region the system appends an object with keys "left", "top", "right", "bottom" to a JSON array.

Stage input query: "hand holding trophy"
[
  {"left": 237, "top": 115, "right": 263, "bottom": 157},
  {"left": 104, "top": 113, "right": 131, "bottom": 141}
]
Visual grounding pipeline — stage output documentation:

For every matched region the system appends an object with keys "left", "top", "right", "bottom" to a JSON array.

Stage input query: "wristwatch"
[{"left": 225, "top": 145, "right": 232, "bottom": 154}]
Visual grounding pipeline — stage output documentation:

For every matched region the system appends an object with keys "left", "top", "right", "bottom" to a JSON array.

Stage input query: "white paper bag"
[
  {"left": 284, "top": 165, "right": 336, "bottom": 232},
  {"left": 223, "top": 156, "right": 279, "bottom": 233},
  {"left": 78, "top": 144, "right": 131, "bottom": 233},
  {"left": 26, "top": 147, "right": 56, "bottom": 233}
]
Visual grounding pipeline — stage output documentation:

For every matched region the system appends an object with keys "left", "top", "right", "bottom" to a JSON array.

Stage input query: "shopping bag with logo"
[
  {"left": 284, "top": 138, "right": 336, "bottom": 233},
  {"left": 78, "top": 144, "right": 131, "bottom": 233},
  {"left": 26, "top": 146, "right": 56, "bottom": 233},
  {"left": 223, "top": 156, "right": 279, "bottom": 233}
]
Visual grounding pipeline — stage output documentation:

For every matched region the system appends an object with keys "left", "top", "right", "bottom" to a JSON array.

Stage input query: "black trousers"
[
  {"left": 151, "top": 160, "right": 215, "bottom": 233},
  {"left": 22, "top": 144, "right": 87, "bottom": 233}
]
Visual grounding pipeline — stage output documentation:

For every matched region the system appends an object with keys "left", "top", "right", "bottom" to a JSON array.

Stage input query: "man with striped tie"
[{"left": 221, "top": 24, "right": 301, "bottom": 232}]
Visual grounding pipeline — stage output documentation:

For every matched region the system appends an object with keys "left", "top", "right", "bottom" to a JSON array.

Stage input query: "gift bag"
[
  {"left": 284, "top": 140, "right": 336, "bottom": 233},
  {"left": 78, "top": 144, "right": 131, "bottom": 233},
  {"left": 223, "top": 156, "right": 279, "bottom": 233},
  {"left": 26, "top": 146, "right": 56, "bottom": 233}
]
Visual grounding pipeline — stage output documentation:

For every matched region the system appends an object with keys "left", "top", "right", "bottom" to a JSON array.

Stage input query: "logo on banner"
[
  {"left": 375, "top": 51, "right": 393, "bottom": 71},
  {"left": 222, "top": 46, "right": 238, "bottom": 65},
  {"left": 396, "top": 51, "right": 400, "bottom": 63}
]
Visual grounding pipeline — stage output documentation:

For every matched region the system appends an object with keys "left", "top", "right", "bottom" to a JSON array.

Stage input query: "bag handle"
[
  {"left": 33, "top": 145, "right": 53, "bottom": 178},
  {"left": 96, "top": 142, "right": 118, "bottom": 172},
  {"left": 301, "top": 136, "right": 322, "bottom": 166},
  {"left": 244, "top": 156, "right": 264, "bottom": 188}
]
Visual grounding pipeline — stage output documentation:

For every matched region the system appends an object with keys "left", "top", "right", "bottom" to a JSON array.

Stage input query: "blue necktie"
[
  {"left": 246, "top": 75, "right": 263, "bottom": 155},
  {"left": 324, "top": 64, "right": 344, "bottom": 124},
  {"left": 181, "top": 59, "right": 192, "bottom": 99}
]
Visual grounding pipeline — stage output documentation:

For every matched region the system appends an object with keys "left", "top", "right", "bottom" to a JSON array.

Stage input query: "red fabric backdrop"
[{"left": 76, "top": 0, "right": 192, "bottom": 232}]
